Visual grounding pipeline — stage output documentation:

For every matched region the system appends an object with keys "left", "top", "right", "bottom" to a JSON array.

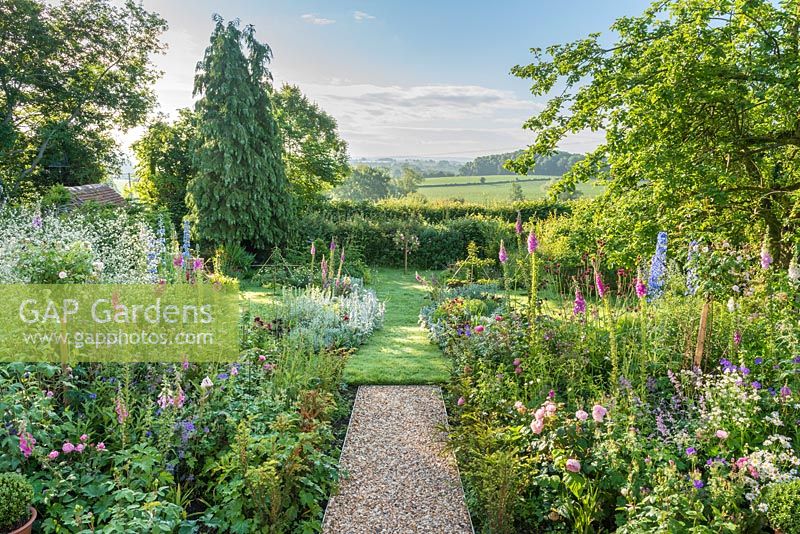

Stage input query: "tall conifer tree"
[{"left": 188, "top": 15, "right": 292, "bottom": 250}]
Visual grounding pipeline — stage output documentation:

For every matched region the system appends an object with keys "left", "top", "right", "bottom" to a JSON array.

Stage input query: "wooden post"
[{"left": 694, "top": 298, "right": 711, "bottom": 369}]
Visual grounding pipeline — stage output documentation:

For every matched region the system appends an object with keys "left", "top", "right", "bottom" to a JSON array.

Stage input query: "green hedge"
[
  {"left": 293, "top": 199, "right": 569, "bottom": 270},
  {"left": 312, "top": 198, "right": 569, "bottom": 224}
]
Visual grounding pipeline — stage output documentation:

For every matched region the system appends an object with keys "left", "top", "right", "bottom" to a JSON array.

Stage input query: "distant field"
[{"left": 418, "top": 175, "right": 602, "bottom": 203}]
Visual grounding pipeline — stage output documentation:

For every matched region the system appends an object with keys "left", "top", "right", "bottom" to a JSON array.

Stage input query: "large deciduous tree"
[
  {"left": 273, "top": 84, "right": 349, "bottom": 203},
  {"left": 132, "top": 109, "right": 198, "bottom": 226},
  {"left": 334, "top": 165, "right": 392, "bottom": 201},
  {"left": 0, "top": 0, "right": 166, "bottom": 198},
  {"left": 188, "top": 16, "right": 292, "bottom": 250},
  {"left": 510, "top": 0, "right": 800, "bottom": 263}
]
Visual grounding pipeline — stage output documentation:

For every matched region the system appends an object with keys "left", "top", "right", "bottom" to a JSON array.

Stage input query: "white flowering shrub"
[{"left": 0, "top": 205, "right": 158, "bottom": 284}]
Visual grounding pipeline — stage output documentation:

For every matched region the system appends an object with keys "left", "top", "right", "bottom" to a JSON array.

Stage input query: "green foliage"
[
  {"left": 393, "top": 167, "right": 423, "bottom": 196},
  {"left": 188, "top": 16, "right": 293, "bottom": 250},
  {"left": 765, "top": 480, "right": 800, "bottom": 534},
  {"left": 333, "top": 165, "right": 393, "bottom": 201},
  {"left": 132, "top": 109, "right": 198, "bottom": 227},
  {"left": 0, "top": 472, "right": 33, "bottom": 531},
  {"left": 510, "top": 0, "right": 800, "bottom": 263},
  {"left": 0, "top": 0, "right": 167, "bottom": 198},
  {"left": 273, "top": 84, "right": 349, "bottom": 203},
  {"left": 214, "top": 242, "right": 256, "bottom": 277},
  {"left": 40, "top": 184, "right": 71, "bottom": 208},
  {"left": 460, "top": 150, "right": 584, "bottom": 177}
]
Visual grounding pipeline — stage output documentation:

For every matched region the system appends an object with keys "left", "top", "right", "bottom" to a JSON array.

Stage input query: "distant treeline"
[{"left": 459, "top": 150, "right": 583, "bottom": 177}]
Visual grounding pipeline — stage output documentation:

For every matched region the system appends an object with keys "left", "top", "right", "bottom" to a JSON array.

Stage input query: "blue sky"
[{"left": 129, "top": 0, "right": 653, "bottom": 159}]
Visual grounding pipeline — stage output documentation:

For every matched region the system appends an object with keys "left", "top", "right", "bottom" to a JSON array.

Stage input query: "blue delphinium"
[
  {"left": 647, "top": 231, "right": 668, "bottom": 300},
  {"left": 182, "top": 219, "right": 191, "bottom": 262}
]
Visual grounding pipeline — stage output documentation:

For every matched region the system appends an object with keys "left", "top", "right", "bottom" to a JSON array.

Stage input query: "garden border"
[{"left": 320, "top": 384, "right": 362, "bottom": 529}]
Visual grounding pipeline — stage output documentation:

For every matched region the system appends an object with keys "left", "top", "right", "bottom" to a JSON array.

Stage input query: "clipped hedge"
[
  {"left": 294, "top": 199, "right": 569, "bottom": 269},
  {"left": 312, "top": 198, "right": 569, "bottom": 224}
]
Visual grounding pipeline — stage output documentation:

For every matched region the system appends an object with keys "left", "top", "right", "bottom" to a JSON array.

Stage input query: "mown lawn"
[{"left": 344, "top": 268, "right": 451, "bottom": 385}]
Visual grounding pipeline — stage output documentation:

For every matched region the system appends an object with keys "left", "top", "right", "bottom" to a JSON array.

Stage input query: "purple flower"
[
  {"left": 733, "top": 331, "right": 742, "bottom": 345},
  {"left": 173, "top": 255, "right": 184, "bottom": 268},
  {"left": 693, "top": 479, "right": 704, "bottom": 489},
  {"left": 527, "top": 229, "right": 539, "bottom": 254},
  {"left": 32, "top": 215, "right": 42, "bottom": 229},
  {"left": 192, "top": 258, "right": 204, "bottom": 271},
  {"left": 635, "top": 278, "right": 647, "bottom": 299},
  {"left": 761, "top": 243, "right": 773, "bottom": 269},
  {"left": 754, "top": 357, "right": 763, "bottom": 365},
  {"left": 740, "top": 366, "right": 750, "bottom": 376},
  {"left": 595, "top": 272, "right": 607, "bottom": 299},
  {"left": 573, "top": 289, "right": 586, "bottom": 315},
  {"left": 686, "top": 447, "right": 696, "bottom": 456},
  {"left": 498, "top": 241, "right": 508, "bottom": 264},
  {"left": 780, "top": 385, "right": 792, "bottom": 398},
  {"left": 329, "top": 239, "right": 336, "bottom": 252},
  {"left": 515, "top": 212, "right": 523, "bottom": 235},
  {"left": 751, "top": 381, "right": 762, "bottom": 389}
]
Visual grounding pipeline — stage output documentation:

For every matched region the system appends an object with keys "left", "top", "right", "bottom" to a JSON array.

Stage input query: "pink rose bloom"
[
  {"left": 534, "top": 407, "right": 546, "bottom": 421},
  {"left": 474, "top": 325, "right": 485, "bottom": 333},
  {"left": 565, "top": 458, "right": 581, "bottom": 473},
  {"left": 514, "top": 401, "right": 526, "bottom": 414},
  {"left": 544, "top": 401, "right": 557, "bottom": 415},
  {"left": 48, "top": 450, "right": 59, "bottom": 460},
  {"left": 495, "top": 315, "right": 503, "bottom": 321},
  {"left": 715, "top": 429, "right": 729, "bottom": 439},
  {"left": 75, "top": 444, "right": 85, "bottom": 453},
  {"left": 46, "top": 390, "right": 54, "bottom": 398},
  {"left": 513, "top": 358, "right": 522, "bottom": 366},
  {"left": 457, "top": 397, "right": 466, "bottom": 406},
  {"left": 96, "top": 442, "right": 106, "bottom": 451},
  {"left": 258, "top": 354, "right": 267, "bottom": 362},
  {"left": 80, "top": 434, "right": 88, "bottom": 442},
  {"left": 735, "top": 457, "right": 748, "bottom": 469},
  {"left": 514, "top": 366, "right": 522, "bottom": 375},
  {"left": 530, "top": 418, "right": 545, "bottom": 434},
  {"left": 592, "top": 404, "right": 607, "bottom": 422},
  {"left": 575, "top": 409, "right": 589, "bottom": 421},
  {"left": 62, "top": 442, "right": 75, "bottom": 453}
]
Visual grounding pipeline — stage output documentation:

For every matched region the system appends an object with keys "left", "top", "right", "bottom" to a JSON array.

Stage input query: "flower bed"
[
  {"left": 420, "top": 236, "right": 800, "bottom": 533},
  {"left": 0, "top": 205, "right": 382, "bottom": 532}
]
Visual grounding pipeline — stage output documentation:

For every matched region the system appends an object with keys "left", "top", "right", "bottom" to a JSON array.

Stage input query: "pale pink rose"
[
  {"left": 514, "top": 401, "right": 526, "bottom": 414},
  {"left": 565, "top": 458, "right": 581, "bottom": 473},
  {"left": 457, "top": 397, "right": 465, "bottom": 406},
  {"left": 79, "top": 434, "right": 88, "bottom": 442},
  {"left": 575, "top": 409, "right": 589, "bottom": 421},
  {"left": 544, "top": 401, "right": 557, "bottom": 415},
  {"left": 534, "top": 407, "right": 546, "bottom": 421},
  {"left": 715, "top": 429, "right": 729, "bottom": 439},
  {"left": 48, "top": 450, "right": 59, "bottom": 460},
  {"left": 592, "top": 404, "right": 607, "bottom": 423},
  {"left": 62, "top": 442, "right": 75, "bottom": 453},
  {"left": 95, "top": 442, "right": 106, "bottom": 451},
  {"left": 530, "top": 418, "right": 545, "bottom": 434},
  {"left": 75, "top": 444, "right": 85, "bottom": 453}
]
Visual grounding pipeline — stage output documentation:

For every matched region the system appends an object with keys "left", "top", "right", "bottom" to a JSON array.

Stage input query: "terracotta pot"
[{"left": 7, "top": 507, "right": 36, "bottom": 534}]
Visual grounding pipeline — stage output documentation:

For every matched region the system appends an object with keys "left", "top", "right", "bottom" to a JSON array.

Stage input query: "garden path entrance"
[{"left": 322, "top": 386, "right": 473, "bottom": 534}]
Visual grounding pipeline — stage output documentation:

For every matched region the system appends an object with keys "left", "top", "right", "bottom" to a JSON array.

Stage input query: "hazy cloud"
[
  {"left": 353, "top": 10, "right": 376, "bottom": 22},
  {"left": 301, "top": 13, "right": 336, "bottom": 26}
]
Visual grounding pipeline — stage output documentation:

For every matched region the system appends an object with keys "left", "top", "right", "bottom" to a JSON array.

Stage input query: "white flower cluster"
[{"left": 0, "top": 205, "right": 157, "bottom": 284}]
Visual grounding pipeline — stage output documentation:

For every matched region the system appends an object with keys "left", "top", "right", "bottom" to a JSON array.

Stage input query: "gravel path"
[{"left": 322, "top": 385, "right": 473, "bottom": 534}]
